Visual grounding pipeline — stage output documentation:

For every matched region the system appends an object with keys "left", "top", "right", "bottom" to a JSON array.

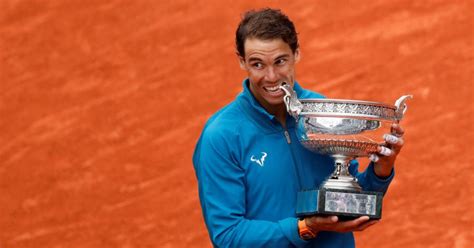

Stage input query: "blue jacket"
[{"left": 193, "top": 79, "right": 394, "bottom": 247}]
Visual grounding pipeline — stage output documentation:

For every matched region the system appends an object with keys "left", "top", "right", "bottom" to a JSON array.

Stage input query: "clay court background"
[{"left": 1, "top": 0, "right": 473, "bottom": 247}]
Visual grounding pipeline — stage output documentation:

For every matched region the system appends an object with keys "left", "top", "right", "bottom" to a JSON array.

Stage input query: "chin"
[{"left": 265, "top": 97, "right": 285, "bottom": 106}]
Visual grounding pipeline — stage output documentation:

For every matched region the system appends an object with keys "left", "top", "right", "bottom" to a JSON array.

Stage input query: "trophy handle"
[
  {"left": 280, "top": 82, "right": 303, "bottom": 120},
  {"left": 394, "top": 95, "right": 413, "bottom": 121}
]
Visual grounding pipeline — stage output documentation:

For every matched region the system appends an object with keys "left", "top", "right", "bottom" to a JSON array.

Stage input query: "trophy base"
[{"left": 296, "top": 188, "right": 383, "bottom": 220}]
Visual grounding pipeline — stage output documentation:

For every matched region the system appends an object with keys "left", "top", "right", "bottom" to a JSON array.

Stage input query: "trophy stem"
[{"left": 321, "top": 155, "right": 362, "bottom": 192}]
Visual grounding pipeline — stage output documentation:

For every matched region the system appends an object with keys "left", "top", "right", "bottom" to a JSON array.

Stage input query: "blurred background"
[{"left": 0, "top": 0, "right": 472, "bottom": 247}]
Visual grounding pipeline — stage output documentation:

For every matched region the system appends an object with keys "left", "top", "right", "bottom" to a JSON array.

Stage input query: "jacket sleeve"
[
  {"left": 349, "top": 160, "right": 394, "bottom": 193},
  {"left": 193, "top": 128, "right": 308, "bottom": 248}
]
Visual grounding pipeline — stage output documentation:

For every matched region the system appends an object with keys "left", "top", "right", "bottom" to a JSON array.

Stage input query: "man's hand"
[
  {"left": 305, "top": 215, "right": 378, "bottom": 233},
  {"left": 369, "top": 123, "right": 405, "bottom": 178}
]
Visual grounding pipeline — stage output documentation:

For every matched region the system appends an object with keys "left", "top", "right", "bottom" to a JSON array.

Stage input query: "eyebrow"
[
  {"left": 275, "top": 55, "right": 290, "bottom": 61},
  {"left": 247, "top": 54, "right": 290, "bottom": 63},
  {"left": 247, "top": 57, "right": 263, "bottom": 63}
]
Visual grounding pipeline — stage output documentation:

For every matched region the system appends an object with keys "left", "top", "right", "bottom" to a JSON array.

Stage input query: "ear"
[
  {"left": 294, "top": 49, "right": 301, "bottom": 63},
  {"left": 237, "top": 53, "right": 246, "bottom": 70}
]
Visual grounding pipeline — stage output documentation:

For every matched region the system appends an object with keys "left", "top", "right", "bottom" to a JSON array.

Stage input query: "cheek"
[
  {"left": 247, "top": 70, "right": 265, "bottom": 81},
  {"left": 277, "top": 66, "right": 294, "bottom": 77}
]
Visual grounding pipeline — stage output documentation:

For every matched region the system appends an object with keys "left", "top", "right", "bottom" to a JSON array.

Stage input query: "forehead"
[{"left": 243, "top": 38, "right": 293, "bottom": 60}]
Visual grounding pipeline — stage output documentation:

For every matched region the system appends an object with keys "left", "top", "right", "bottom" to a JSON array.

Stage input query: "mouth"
[
  {"left": 263, "top": 82, "right": 287, "bottom": 95},
  {"left": 263, "top": 85, "right": 282, "bottom": 93}
]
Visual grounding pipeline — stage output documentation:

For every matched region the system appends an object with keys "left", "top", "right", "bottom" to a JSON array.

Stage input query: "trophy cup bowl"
[{"left": 280, "top": 83, "right": 412, "bottom": 220}]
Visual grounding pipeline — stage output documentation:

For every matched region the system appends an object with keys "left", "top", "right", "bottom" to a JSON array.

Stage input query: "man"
[{"left": 193, "top": 8, "right": 405, "bottom": 247}]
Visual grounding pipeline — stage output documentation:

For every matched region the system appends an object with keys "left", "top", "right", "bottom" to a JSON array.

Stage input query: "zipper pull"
[{"left": 284, "top": 130, "right": 291, "bottom": 144}]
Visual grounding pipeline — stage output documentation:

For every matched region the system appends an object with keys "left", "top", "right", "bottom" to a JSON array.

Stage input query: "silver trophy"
[{"left": 280, "top": 83, "right": 411, "bottom": 219}]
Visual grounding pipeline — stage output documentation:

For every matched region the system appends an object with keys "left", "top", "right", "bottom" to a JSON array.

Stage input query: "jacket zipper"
[
  {"left": 284, "top": 130, "right": 302, "bottom": 190},
  {"left": 284, "top": 130, "right": 291, "bottom": 144}
]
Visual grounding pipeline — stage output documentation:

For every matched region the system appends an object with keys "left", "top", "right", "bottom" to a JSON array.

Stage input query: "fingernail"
[
  {"left": 369, "top": 154, "right": 379, "bottom": 162},
  {"left": 379, "top": 146, "right": 393, "bottom": 156},
  {"left": 383, "top": 134, "right": 399, "bottom": 144}
]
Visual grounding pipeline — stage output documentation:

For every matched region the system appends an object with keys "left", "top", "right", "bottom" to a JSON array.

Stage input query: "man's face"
[{"left": 239, "top": 38, "right": 300, "bottom": 111}]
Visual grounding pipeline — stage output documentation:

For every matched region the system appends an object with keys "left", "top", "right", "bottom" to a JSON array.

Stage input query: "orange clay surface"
[{"left": 0, "top": 1, "right": 472, "bottom": 247}]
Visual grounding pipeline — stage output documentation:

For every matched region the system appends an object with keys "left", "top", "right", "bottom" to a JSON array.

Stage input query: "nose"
[{"left": 264, "top": 66, "right": 278, "bottom": 82}]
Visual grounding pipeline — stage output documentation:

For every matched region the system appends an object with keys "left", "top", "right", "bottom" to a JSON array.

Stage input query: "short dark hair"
[{"left": 235, "top": 8, "right": 299, "bottom": 57}]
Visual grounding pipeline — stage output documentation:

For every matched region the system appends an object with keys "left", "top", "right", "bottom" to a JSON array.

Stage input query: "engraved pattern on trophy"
[{"left": 301, "top": 101, "right": 398, "bottom": 120}]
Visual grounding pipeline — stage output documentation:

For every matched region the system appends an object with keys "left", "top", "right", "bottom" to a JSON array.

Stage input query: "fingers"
[
  {"left": 369, "top": 145, "right": 394, "bottom": 163},
  {"left": 383, "top": 134, "right": 400, "bottom": 144},
  {"left": 371, "top": 127, "right": 405, "bottom": 161},
  {"left": 378, "top": 146, "right": 393, "bottom": 156},
  {"left": 306, "top": 215, "right": 338, "bottom": 228},
  {"left": 335, "top": 216, "right": 371, "bottom": 232},
  {"left": 391, "top": 123, "right": 405, "bottom": 137},
  {"left": 318, "top": 216, "right": 339, "bottom": 224},
  {"left": 354, "top": 220, "right": 379, "bottom": 231},
  {"left": 369, "top": 154, "right": 379, "bottom": 163},
  {"left": 306, "top": 216, "right": 376, "bottom": 233},
  {"left": 384, "top": 133, "right": 404, "bottom": 146},
  {"left": 345, "top": 216, "right": 370, "bottom": 226}
]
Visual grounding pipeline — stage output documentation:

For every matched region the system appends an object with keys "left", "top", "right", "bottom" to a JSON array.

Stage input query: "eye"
[
  {"left": 275, "top": 59, "right": 287, "bottom": 65},
  {"left": 251, "top": 62, "right": 264, "bottom": 69}
]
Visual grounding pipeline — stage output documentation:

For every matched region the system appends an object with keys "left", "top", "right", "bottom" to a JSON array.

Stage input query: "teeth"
[{"left": 265, "top": 85, "right": 281, "bottom": 92}]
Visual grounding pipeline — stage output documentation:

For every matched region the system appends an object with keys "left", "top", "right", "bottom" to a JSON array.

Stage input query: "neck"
[
  {"left": 275, "top": 110, "right": 287, "bottom": 128},
  {"left": 261, "top": 102, "right": 288, "bottom": 128}
]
